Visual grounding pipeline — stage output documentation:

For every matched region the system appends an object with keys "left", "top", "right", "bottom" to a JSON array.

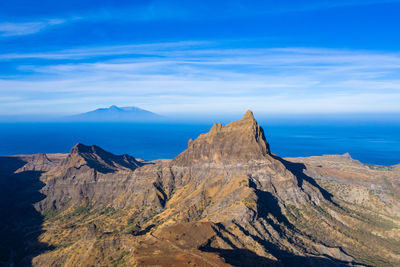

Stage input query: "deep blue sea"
[{"left": 0, "top": 121, "right": 399, "bottom": 166}]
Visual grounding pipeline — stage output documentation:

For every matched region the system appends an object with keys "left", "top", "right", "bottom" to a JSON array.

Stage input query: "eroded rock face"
[
  {"left": 36, "top": 143, "right": 146, "bottom": 211},
  {"left": 4, "top": 111, "right": 399, "bottom": 267},
  {"left": 15, "top": 153, "right": 64, "bottom": 173},
  {"left": 173, "top": 110, "right": 270, "bottom": 166},
  {"left": 65, "top": 143, "right": 142, "bottom": 172}
]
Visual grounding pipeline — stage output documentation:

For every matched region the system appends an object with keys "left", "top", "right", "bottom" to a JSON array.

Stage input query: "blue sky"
[{"left": 1, "top": 0, "right": 400, "bottom": 117}]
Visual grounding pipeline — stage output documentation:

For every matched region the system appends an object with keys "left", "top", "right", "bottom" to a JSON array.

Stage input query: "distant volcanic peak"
[
  {"left": 68, "top": 105, "right": 163, "bottom": 122},
  {"left": 172, "top": 110, "right": 271, "bottom": 165},
  {"left": 109, "top": 105, "right": 120, "bottom": 109}
]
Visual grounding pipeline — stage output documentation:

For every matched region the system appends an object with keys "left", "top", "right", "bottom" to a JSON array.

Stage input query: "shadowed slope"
[
  {"left": 66, "top": 143, "right": 143, "bottom": 173},
  {"left": 36, "top": 143, "right": 146, "bottom": 211},
  {"left": 0, "top": 156, "right": 53, "bottom": 266},
  {"left": 8, "top": 111, "right": 398, "bottom": 266}
]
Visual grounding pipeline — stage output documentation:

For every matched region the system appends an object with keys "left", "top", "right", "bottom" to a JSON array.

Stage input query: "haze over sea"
[{"left": 1, "top": 118, "right": 399, "bottom": 166}]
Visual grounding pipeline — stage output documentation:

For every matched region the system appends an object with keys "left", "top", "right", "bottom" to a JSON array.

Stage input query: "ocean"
[{"left": 0, "top": 121, "right": 399, "bottom": 166}]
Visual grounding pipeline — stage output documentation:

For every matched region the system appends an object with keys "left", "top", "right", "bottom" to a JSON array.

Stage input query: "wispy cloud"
[
  {"left": 0, "top": 41, "right": 210, "bottom": 60},
  {"left": 1, "top": 41, "right": 400, "bottom": 115},
  {"left": 69, "top": 0, "right": 400, "bottom": 22},
  {"left": 0, "top": 19, "right": 65, "bottom": 37}
]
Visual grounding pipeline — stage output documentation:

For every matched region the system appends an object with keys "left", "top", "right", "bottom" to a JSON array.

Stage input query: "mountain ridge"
[{"left": 1, "top": 110, "right": 399, "bottom": 266}]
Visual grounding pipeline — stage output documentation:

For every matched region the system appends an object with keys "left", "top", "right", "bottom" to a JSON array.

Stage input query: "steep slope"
[
  {"left": 284, "top": 154, "right": 400, "bottom": 266},
  {"left": 15, "top": 153, "right": 66, "bottom": 173},
  {"left": 63, "top": 143, "right": 142, "bottom": 173},
  {"left": 173, "top": 110, "right": 270, "bottom": 165},
  {"left": 36, "top": 143, "right": 145, "bottom": 211},
  {"left": 7, "top": 111, "right": 398, "bottom": 266},
  {"left": 131, "top": 111, "right": 358, "bottom": 265}
]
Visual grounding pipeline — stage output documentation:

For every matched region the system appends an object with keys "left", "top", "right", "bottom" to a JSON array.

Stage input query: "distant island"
[{"left": 66, "top": 105, "right": 164, "bottom": 122}]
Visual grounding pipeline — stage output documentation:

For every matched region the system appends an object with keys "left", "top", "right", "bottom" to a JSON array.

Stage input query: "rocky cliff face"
[
  {"left": 64, "top": 143, "right": 142, "bottom": 172},
  {"left": 36, "top": 143, "right": 146, "bottom": 211},
  {"left": 15, "top": 153, "right": 66, "bottom": 173},
  {"left": 3, "top": 111, "right": 399, "bottom": 267},
  {"left": 173, "top": 110, "right": 270, "bottom": 166}
]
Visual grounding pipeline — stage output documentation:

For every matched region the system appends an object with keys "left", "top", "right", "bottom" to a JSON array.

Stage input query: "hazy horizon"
[{"left": 1, "top": 107, "right": 400, "bottom": 124}]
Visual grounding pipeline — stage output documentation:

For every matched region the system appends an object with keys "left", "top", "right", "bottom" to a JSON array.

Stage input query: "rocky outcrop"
[
  {"left": 6, "top": 111, "right": 399, "bottom": 267},
  {"left": 65, "top": 143, "right": 142, "bottom": 173},
  {"left": 15, "top": 153, "right": 64, "bottom": 173},
  {"left": 36, "top": 143, "right": 146, "bottom": 211},
  {"left": 172, "top": 110, "right": 270, "bottom": 166}
]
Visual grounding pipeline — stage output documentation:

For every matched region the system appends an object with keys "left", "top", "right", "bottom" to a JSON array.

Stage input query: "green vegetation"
[
  {"left": 243, "top": 194, "right": 256, "bottom": 209},
  {"left": 341, "top": 203, "right": 398, "bottom": 231},
  {"left": 238, "top": 179, "right": 248, "bottom": 187},
  {"left": 42, "top": 210, "right": 58, "bottom": 220},
  {"left": 62, "top": 206, "right": 90, "bottom": 221},
  {"left": 110, "top": 251, "right": 129, "bottom": 267},
  {"left": 286, "top": 204, "right": 302, "bottom": 220},
  {"left": 143, "top": 211, "right": 158, "bottom": 223},
  {"left": 153, "top": 215, "right": 164, "bottom": 225},
  {"left": 365, "top": 164, "right": 393, "bottom": 171},
  {"left": 99, "top": 206, "right": 116, "bottom": 215}
]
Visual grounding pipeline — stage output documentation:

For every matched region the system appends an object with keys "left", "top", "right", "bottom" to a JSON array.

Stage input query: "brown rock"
[
  {"left": 4, "top": 110, "right": 399, "bottom": 267},
  {"left": 15, "top": 153, "right": 58, "bottom": 173},
  {"left": 172, "top": 110, "right": 270, "bottom": 166}
]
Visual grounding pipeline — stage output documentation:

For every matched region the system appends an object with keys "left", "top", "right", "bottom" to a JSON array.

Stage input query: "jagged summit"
[
  {"left": 342, "top": 152, "right": 352, "bottom": 159},
  {"left": 70, "top": 143, "right": 108, "bottom": 155},
  {"left": 64, "top": 143, "right": 142, "bottom": 173},
  {"left": 243, "top": 109, "right": 255, "bottom": 120},
  {"left": 172, "top": 110, "right": 270, "bottom": 165}
]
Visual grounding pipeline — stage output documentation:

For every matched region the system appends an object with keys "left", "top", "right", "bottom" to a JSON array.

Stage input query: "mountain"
[
  {"left": 1, "top": 111, "right": 399, "bottom": 266},
  {"left": 172, "top": 110, "right": 270, "bottom": 165},
  {"left": 67, "top": 105, "right": 163, "bottom": 122}
]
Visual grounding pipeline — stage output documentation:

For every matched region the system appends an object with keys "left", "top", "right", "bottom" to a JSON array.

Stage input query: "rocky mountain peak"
[
  {"left": 172, "top": 110, "right": 270, "bottom": 165},
  {"left": 65, "top": 143, "right": 142, "bottom": 173},
  {"left": 342, "top": 152, "right": 352, "bottom": 159},
  {"left": 70, "top": 143, "right": 106, "bottom": 156},
  {"left": 243, "top": 109, "right": 256, "bottom": 120}
]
